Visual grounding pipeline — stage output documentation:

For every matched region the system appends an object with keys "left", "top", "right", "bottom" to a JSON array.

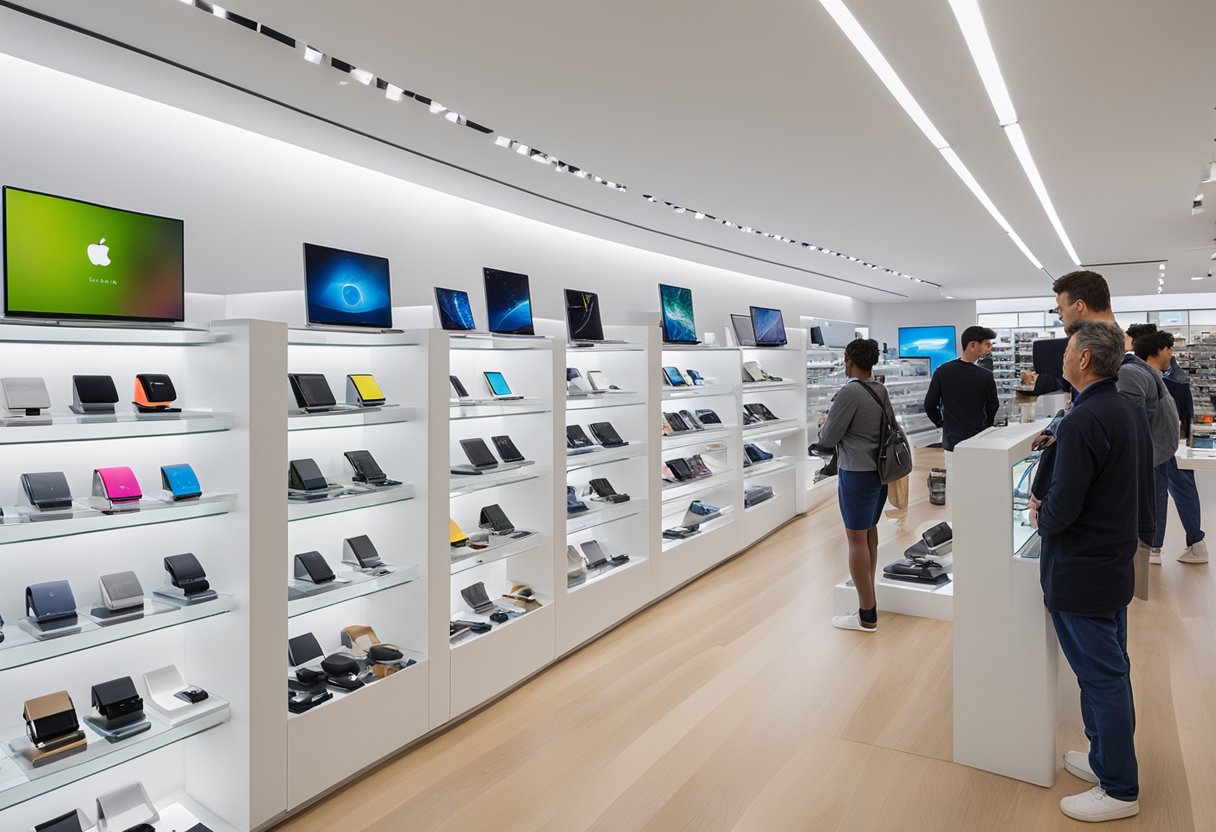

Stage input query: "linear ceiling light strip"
[
  {"left": 817, "top": 0, "right": 1047, "bottom": 273},
  {"left": 167, "top": 0, "right": 935, "bottom": 287},
  {"left": 947, "top": 0, "right": 1081, "bottom": 267}
]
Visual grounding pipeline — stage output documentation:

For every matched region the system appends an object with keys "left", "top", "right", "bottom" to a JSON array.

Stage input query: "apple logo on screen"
[{"left": 87, "top": 238, "right": 111, "bottom": 267}]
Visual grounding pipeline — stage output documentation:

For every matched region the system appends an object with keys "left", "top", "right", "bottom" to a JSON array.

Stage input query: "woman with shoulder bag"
[{"left": 816, "top": 338, "right": 891, "bottom": 632}]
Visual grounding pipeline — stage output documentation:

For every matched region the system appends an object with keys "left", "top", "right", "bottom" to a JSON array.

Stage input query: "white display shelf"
[
  {"left": 449, "top": 531, "right": 543, "bottom": 576},
  {"left": 117, "top": 798, "right": 240, "bottom": 832},
  {"left": 660, "top": 473, "right": 736, "bottom": 503},
  {"left": 449, "top": 399, "right": 551, "bottom": 420},
  {"left": 287, "top": 405, "right": 414, "bottom": 431},
  {"left": 1177, "top": 445, "right": 1216, "bottom": 471},
  {"left": 449, "top": 598, "right": 552, "bottom": 652},
  {"left": 568, "top": 555, "right": 646, "bottom": 594},
  {"left": 566, "top": 500, "right": 646, "bottom": 534},
  {"left": 566, "top": 391, "right": 646, "bottom": 411},
  {"left": 661, "top": 344, "right": 740, "bottom": 352},
  {"left": 0, "top": 699, "right": 230, "bottom": 811},
  {"left": 287, "top": 483, "right": 415, "bottom": 521},
  {"left": 742, "top": 418, "right": 800, "bottom": 441},
  {"left": 286, "top": 328, "right": 421, "bottom": 347},
  {"left": 566, "top": 342, "right": 645, "bottom": 353},
  {"left": 0, "top": 595, "right": 235, "bottom": 673},
  {"left": 565, "top": 443, "right": 646, "bottom": 472},
  {"left": 287, "top": 563, "right": 421, "bottom": 617},
  {"left": 662, "top": 426, "right": 734, "bottom": 450},
  {"left": 0, "top": 321, "right": 220, "bottom": 347},
  {"left": 0, "top": 410, "right": 234, "bottom": 443},
  {"left": 449, "top": 465, "right": 549, "bottom": 497},
  {"left": 743, "top": 456, "right": 797, "bottom": 479},
  {"left": 449, "top": 333, "right": 553, "bottom": 350},
  {"left": 742, "top": 380, "right": 802, "bottom": 393},
  {"left": 661, "top": 514, "right": 736, "bottom": 552},
  {"left": 834, "top": 574, "right": 954, "bottom": 622},
  {"left": 0, "top": 493, "right": 236, "bottom": 545},
  {"left": 661, "top": 383, "right": 735, "bottom": 400},
  {"left": 286, "top": 649, "right": 426, "bottom": 720},
  {"left": 449, "top": 602, "right": 556, "bottom": 717}
]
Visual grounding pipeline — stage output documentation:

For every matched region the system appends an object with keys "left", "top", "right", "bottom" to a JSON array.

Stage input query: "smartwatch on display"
[
  {"left": 70, "top": 374, "right": 119, "bottom": 415},
  {"left": 293, "top": 551, "right": 336, "bottom": 584},
  {"left": 160, "top": 463, "right": 202, "bottom": 501},
  {"left": 21, "top": 471, "right": 74, "bottom": 510},
  {"left": 288, "top": 373, "right": 336, "bottom": 412},
  {"left": 288, "top": 458, "right": 328, "bottom": 492},
  {"left": 90, "top": 676, "right": 145, "bottom": 725},
  {"left": 2, "top": 376, "right": 51, "bottom": 416},
  {"left": 344, "top": 449, "right": 401, "bottom": 487},
  {"left": 91, "top": 466, "right": 143, "bottom": 512},
  {"left": 133, "top": 373, "right": 180, "bottom": 413},
  {"left": 26, "top": 580, "right": 78, "bottom": 625},
  {"left": 342, "top": 534, "right": 390, "bottom": 574},
  {"left": 163, "top": 553, "right": 213, "bottom": 598},
  {"left": 346, "top": 373, "right": 386, "bottom": 407},
  {"left": 99, "top": 571, "right": 145, "bottom": 613}
]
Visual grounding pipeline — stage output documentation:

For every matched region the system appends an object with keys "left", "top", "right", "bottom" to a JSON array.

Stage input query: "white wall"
[
  {"left": 869, "top": 300, "right": 979, "bottom": 355},
  {"left": 0, "top": 52, "right": 869, "bottom": 334}
]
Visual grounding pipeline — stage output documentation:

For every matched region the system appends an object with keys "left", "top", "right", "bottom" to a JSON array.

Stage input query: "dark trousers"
[
  {"left": 1153, "top": 457, "right": 1205, "bottom": 548},
  {"left": 1050, "top": 608, "right": 1139, "bottom": 800}
]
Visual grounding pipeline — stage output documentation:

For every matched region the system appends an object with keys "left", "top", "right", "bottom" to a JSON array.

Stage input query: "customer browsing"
[{"left": 922, "top": 325, "right": 1000, "bottom": 452}]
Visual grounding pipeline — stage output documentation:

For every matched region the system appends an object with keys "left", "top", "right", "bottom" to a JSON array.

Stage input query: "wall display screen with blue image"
[
  {"left": 898, "top": 325, "right": 958, "bottom": 372},
  {"left": 749, "top": 306, "right": 787, "bottom": 346},
  {"left": 483, "top": 267, "right": 534, "bottom": 335},
  {"left": 435, "top": 287, "right": 476, "bottom": 331},
  {"left": 659, "top": 283, "right": 698, "bottom": 343},
  {"left": 303, "top": 242, "right": 392, "bottom": 329}
]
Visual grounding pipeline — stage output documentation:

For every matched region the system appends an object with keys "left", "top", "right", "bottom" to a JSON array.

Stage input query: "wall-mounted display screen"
[
  {"left": 564, "top": 289, "right": 605, "bottom": 342},
  {"left": 898, "top": 325, "right": 958, "bottom": 372},
  {"left": 659, "top": 283, "right": 698, "bottom": 344},
  {"left": 483, "top": 267, "right": 534, "bottom": 335},
  {"left": 303, "top": 242, "right": 392, "bottom": 329},
  {"left": 749, "top": 306, "right": 787, "bottom": 346},
  {"left": 3, "top": 186, "right": 185, "bottom": 322},
  {"left": 435, "top": 287, "right": 476, "bottom": 331}
]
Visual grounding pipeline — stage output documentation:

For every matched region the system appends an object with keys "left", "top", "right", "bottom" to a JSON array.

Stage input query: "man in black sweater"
[
  {"left": 1029, "top": 320, "right": 1152, "bottom": 822},
  {"left": 923, "top": 325, "right": 1000, "bottom": 451}
]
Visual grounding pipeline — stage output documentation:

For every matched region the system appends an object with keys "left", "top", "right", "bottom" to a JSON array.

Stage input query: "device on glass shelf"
[
  {"left": 567, "top": 485, "right": 589, "bottom": 514},
  {"left": 132, "top": 373, "right": 179, "bottom": 413},
  {"left": 344, "top": 449, "right": 401, "bottom": 487},
  {"left": 491, "top": 434, "right": 526, "bottom": 464},
  {"left": 809, "top": 325, "right": 826, "bottom": 346},
  {"left": 666, "top": 458, "right": 694, "bottom": 481},
  {"left": 288, "top": 373, "right": 336, "bottom": 413},
  {"left": 303, "top": 242, "right": 394, "bottom": 331},
  {"left": 159, "top": 463, "right": 201, "bottom": 501},
  {"left": 461, "top": 581, "right": 497, "bottom": 614},
  {"left": 658, "top": 283, "right": 699, "bottom": 344},
  {"left": 90, "top": 466, "right": 142, "bottom": 512},
  {"left": 744, "top": 443, "right": 775, "bottom": 463},
  {"left": 449, "top": 375, "right": 471, "bottom": 400},
  {"left": 581, "top": 540, "right": 610, "bottom": 569},
  {"left": 684, "top": 500, "right": 723, "bottom": 529},
  {"left": 94, "top": 781, "right": 162, "bottom": 832},
  {"left": 749, "top": 306, "right": 788, "bottom": 347},
  {"left": 483, "top": 370, "right": 523, "bottom": 400},
  {"left": 32, "top": 809, "right": 90, "bottom": 832},
  {"left": 452, "top": 438, "right": 500, "bottom": 475},
  {"left": 90, "top": 676, "right": 146, "bottom": 729},
  {"left": 98, "top": 571, "right": 144, "bottom": 613},
  {"left": 586, "top": 369, "right": 614, "bottom": 392},
  {"left": 566, "top": 424, "right": 595, "bottom": 451},
  {"left": 346, "top": 373, "right": 386, "bottom": 407},
  {"left": 695, "top": 408, "right": 721, "bottom": 424},
  {"left": 679, "top": 409, "right": 705, "bottom": 430},
  {"left": 70, "top": 375, "right": 118, "bottom": 415},
  {"left": 293, "top": 551, "right": 336, "bottom": 584},
  {"left": 288, "top": 632, "right": 324, "bottom": 668},
  {"left": 661, "top": 366, "right": 686, "bottom": 387},
  {"left": 22, "top": 690, "right": 86, "bottom": 767},
  {"left": 288, "top": 458, "right": 329, "bottom": 492},
  {"left": 162, "top": 552, "right": 212, "bottom": 596},
  {"left": 588, "top": 477, "right": 630, "bottom": 503},
  {"left": 687, "top": 369, "right": 705, "bottom": 386},
  {"left": 483, "top": 267, "right": 535, "bottom": 335},
  {"left": 659, "top": 415, "right": 673, "bottom": 436},
  {"left": 434, "top": 286, "right": 477, "bottom": 331},
  {"left": 342, "top": 534, "right": 390, "bottom": 574},
  {"left": 2, "top": 376, "right": 51, "bottom": 416},
  {"left": 3, "top": 186, "right": 185, "bottom": 323},
  {"left": 563, "top": 288, "right": 625, "bottom": 345},
  {"left": 588, "top": 421, "right": 627, "bottom": 447},
  {"left": 478, "top": 503, "right": 517, "bottom": 535},
  {"left": 21, "top": 471, "right": 73, "bottom": 510},
  {"left": 687, "top": 455, "right": 713, "bottom": 478},
  {"left": 567, "top": 368, "right": 594, "bottom": 395},
  {"left": 26, "top": 579, "right": 78, "bottom": 625},
  {"left": 745, "top": 402, "right": 780, "bottom": 421},
  {"left": 731, "top": 313, "right": 757, "bottom": 347},
  {"left": 664, "top": 412, "right": 690, "bottom": 433}
]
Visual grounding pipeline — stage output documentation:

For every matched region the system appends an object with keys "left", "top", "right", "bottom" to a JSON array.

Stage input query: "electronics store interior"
[{"left": 0, "top": 2, "right": 1213, "bottom": 831}]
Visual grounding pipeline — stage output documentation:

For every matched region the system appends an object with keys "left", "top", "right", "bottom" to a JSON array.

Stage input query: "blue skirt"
[{"left": 838, "top": 469, "right": 887, "bottom": 531}]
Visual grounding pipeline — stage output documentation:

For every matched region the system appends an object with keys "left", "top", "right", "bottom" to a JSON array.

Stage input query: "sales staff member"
[
  {"left": 923, "top": 325, "right": 1000, "bottom": 451},
  {"left": 1029, "top": 320, "right": 1152, "bottom": 823}
]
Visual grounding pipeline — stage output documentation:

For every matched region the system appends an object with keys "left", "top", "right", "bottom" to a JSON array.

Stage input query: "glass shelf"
[
  {"left": 744, "top": 492, "right": 778, "bottom": 511},
  {"left": 742, "top": 419, "right": 801, "bottom": 441},
  {"left": 449, "top": 333, "right": 552, "bottom": 350},
  {"left": 566, "top": 500, "right": 646, "bottom": 534},
  {"left": 450, "top": 399, "right": 552, "bottom": 420},
  {"left": 743, "top": 456, "right": 797, "bottom": 479},
  {"left": 450, "top": 531, "right": 543, "bottom": 576},
  {"left": 288, "top": 483, "right": 415, "bottom": 521},
  {"left": 287, "top": 563, "right": 421, "bottom": 617},
  {"left": 565, "top": 341, "right": 645, "bottom": 353},
  {"left": 565, "top": 443, "right": 646, "bottom": 472},
  {"left": 0, "top": 699, "right": 230, "bottom": 811},
  {"left": 566, "top": 392, "right": 646, "bottom": 411},
  {"left": 0, "top": 321, "right": 219, "bottom": 347},
  {"left": 568, "top": 556, "right": 645, "bottom": 593},
  {"left": 661, "top": 473, "right": 736, "bottom": 504},
  {"left": 661, "top": 514, "right": 736, "bottom": 552},
  {"left": 449, "top": 600, "right": 550, "bottom": 650},
  {"left": 0, "top": 595, "right": 235, "bottom": 672},
  {"left": 661, "top": 384, "right": 736, "bottom": 400},
  {"left": 0, "top": 410, "right": 234, "bottom": 444},
  {"left": 662, "top": 426, "right": 735, "bottom": 450},
  {"left": 287, "top": 328, "right": 421, "bottom": 347},
  {"left": 449, "top": 465, "right": 549, "bottom": 498},
  {"left": 0, "top": 494, "right": 236, "bottom": 546},
  {"left": 286, "top": 650, "right": 426, "bottom": 719},
  {"left": 742, "top": 380, "right": 801, "bottom": 393},
  {"left": 287, "top": 405, "right": 414, "bottom": 431}
]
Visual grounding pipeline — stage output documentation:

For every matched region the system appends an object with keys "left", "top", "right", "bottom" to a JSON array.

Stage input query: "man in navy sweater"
[{"left": 1029, "top": 320, "right": 1152, "bottom": 822}]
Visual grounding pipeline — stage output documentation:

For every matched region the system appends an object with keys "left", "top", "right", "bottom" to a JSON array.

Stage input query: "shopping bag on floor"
[{"left": 887, "top": 474, "right": 909, "bottom": 510}]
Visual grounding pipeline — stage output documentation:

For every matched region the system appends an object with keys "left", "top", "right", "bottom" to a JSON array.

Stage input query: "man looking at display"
[
  {"left": 922, "top": 325, "right": 1000, "bottom": 452},
  {"left": 1028, "top": 320, "right": 1150, "bottom": 822},
  {"left": 1133, "top": 328, "right": 1207, "bottom": 564}
]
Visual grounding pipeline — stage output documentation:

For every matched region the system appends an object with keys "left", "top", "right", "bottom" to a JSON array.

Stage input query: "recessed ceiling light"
[
  {"left": 1159, "top": 263, "right": 1166, "bottom": 270},
  {"left": 303, "top": 46, "right": 323, "bottom": 64},
  {"left": 349, "top": 68, "right": 374, "bottom": 86},
  {"left": 1192, "top": 276, "right": 1204, "bottom": 281}
]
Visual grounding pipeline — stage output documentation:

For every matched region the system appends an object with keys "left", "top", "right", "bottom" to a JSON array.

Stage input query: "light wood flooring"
[{"left": 274, "top": 450, "right": 1216, "bottom": 831}]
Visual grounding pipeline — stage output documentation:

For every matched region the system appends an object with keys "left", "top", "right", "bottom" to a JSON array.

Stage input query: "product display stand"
[{"left": 952, "top": 419, "right": 1080, "bottom": 786}]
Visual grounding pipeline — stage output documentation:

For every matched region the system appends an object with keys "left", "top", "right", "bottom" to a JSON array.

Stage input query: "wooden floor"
[{"left": 274, "top": 450, "right": 1216, "bottom": 831}]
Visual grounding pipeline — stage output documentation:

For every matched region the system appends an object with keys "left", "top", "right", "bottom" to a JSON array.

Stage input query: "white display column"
[
  {"left": 952, "top": 419, "right": 1080, "bottom": 787},
  {"left": 558, "top": 326, "right": 659, "bottom": 655}
]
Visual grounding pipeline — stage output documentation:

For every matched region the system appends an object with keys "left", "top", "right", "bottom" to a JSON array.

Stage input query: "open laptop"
[
  {"left": 303, "top": 242, "right": 401, "bottom": 333},
  {"left": 659, "top": 284, "right": 700, "bottom": 345},
  {"left": 565, "top": 289, "right": 625, "bottom": 346}
]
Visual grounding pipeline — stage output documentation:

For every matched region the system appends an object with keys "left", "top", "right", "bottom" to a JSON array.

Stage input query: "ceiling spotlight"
[
  {"left": 494, "top": 135, "right": 511, "bottom": 148},
  {"left": 384, "top": 84, "right": 404, "bottom": 102},
  {"left": 945, "top": 295, "right": 955, "bottom": 299},
  {"left": 1202, "top": 160, "right": 1216, "bottom": 185},
  {"left": 428, "top": 100, "right": 447, "bottom": 115},
  {"left": 1158, "top": 277, "right": 1165, "bottom": 285},
  {"left": 211, "top": 4, "right": 227, "bottom": 18},
  {"left": 643, "top": 194, "right": 656, "bottom": 202},
  {"left": 695, "top": 212, "right": 705, "bottom": 219},
  {"left": 1159, "top": 263, "right": 1166, "bottom": 271},
  {"left": 723, "top": 220, "right": 734, "bottom": 228},
  {"left": 674, "top": 206, "right": 686, "bottom": 214},
  {"left": 616, "top": 184, "right": 627, "bottom": 192},
  {"left": 574, "top": 169, "right": 589, "bottom": 179},
  {"left": 349, "top": 68, "right": 373, "bottom": 85},
  {"left": 303, "top": 45, "right": 323, "bottom": 64},
  {"left": 1192, "top": 276, "right": 1205, "bottom": 281},
  {"left": 515, "top": 143, "right": 530, "bottom": 156},
  {"left": 445, "top": 111, "right": 466, "bottom": 124},
  {"left": 530, "top": 150, "right": 550, "bottom": 163}
]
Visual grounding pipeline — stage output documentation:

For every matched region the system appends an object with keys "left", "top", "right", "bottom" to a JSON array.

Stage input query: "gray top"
[
  {"left": 818, "top": 379, "right": 888, "bottom": 472},
  {"left": 1117, "top": 354, "right": 1179, "bottom": 466}
]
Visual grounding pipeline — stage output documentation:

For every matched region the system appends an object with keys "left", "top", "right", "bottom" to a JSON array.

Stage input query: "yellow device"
[
  {"left": 449, "top": 519, "right": 468, "bottom": 547},
  {"left": 346, "top": 373, "right": 386, "bottom": 407}
]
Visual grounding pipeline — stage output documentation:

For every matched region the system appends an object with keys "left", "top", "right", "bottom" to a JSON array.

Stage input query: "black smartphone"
[{"left": 491, "top": 435, "right": 525, "bottom": 463}]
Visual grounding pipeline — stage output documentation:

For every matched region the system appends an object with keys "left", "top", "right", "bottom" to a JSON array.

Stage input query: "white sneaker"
[
  {"left": 1180, "top": 539, "right": 1209, "bottom": 564},
  {"left": 1149, "top": 547, "right": 1162, "bottom": 565},
  {"left": 1060, "top": 787, "right": 1139, "bottom": 822},
  {"left": 832, "top": 612, "right": 876, "bottom": 632},
  {"left": 1064, "top": 750, "right": 1099, "bottom": 783}
]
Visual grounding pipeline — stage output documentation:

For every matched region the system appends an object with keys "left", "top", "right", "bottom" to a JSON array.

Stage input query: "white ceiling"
[{"left": 5, "top": 0, "right": 1216, "bottom": 302}]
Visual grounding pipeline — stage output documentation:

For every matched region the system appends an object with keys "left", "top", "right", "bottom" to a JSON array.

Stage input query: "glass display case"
[{"left": 1011, "top": 450, "right": 1042, "bottom": 559}]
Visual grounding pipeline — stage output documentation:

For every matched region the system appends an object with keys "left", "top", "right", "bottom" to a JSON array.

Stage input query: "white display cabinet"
[
  {"left": 0, "top": 320, "right": 278, "bottom": 832},
  {"left": 805, "top": 345, "right": 844, "bottom": 505},
  {"left": 281, "top": 329, "right": 430, "bottom": 810},
  {"left": 952, "top": 419, "right": 1080, "bottom": 787},
  {"left": 657, "top": 345, "right": 745, "bottom": 594},
  {"left": 436, "top": 334, "right": 559, "bottom": 720},
  {"left": 559, "top": 326, "right": 659, "bottom": 655}
]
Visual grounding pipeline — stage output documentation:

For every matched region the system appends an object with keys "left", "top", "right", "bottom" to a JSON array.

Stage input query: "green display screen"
[{"left": 3, "top": 187, "right": 184, "bottom": 322}]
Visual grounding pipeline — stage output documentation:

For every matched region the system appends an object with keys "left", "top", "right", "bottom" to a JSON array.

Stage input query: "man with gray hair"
[{"left": 1029, "top": 320, "right": 1152, "bottom": 822}]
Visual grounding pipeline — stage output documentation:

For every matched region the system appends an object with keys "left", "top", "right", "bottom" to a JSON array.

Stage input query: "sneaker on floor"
[
  {"left": 1064, "top": 750, "right": 1098, "bottom": 784},
  {"left": 1149, "top": 547, "right": 1162, "bottom": 565},
  {"left": 1180, "top": 539, "right": 1209, "bottom": 564},
  {"left": 1060, "top": 787, "right": 1139, "bottom": 822},
  {"left": 832, "top": 612, "right": 876, "bottom": 632}
]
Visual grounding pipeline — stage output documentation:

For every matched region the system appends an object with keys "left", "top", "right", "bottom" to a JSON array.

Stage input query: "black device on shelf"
[
  {"left": 745, "top": 402, "right": 780, "bottom": 421},
  {"left": 564, "top": 288, "right": 607, "bottom": 343},
  {"left": 566, "top": 424, "right": 595, "bottom": 449},
  {"left": 70, "top": 375, "right": 119, "bottom": 415},
  {"left": 133, "top": 373, "right": 180, "bottom": 413},
  {"left": 744, "top": 484, "right": 775, "bottom": 508},
  {"left": 453, "top": 438, "right": 500, "bottom": 475},
  {"left": 342, "top": 534, "right": 388, "bottom": 572},
  {"left": 478, "top": 503, "right": 516, "bottom": 534},
  {"left": 461, "top": 581, "right": 497, "bottom": 614},
  {"left": 21, "top": 471, "right": 73, "bottom": 510},
  {"left": 661, "top": 366, "right": 686, "bottom": 386},
  {"left": 491, "top": 435, "right": 526, "bottom": 463},
  {"left": 449, "top": 375, "right": 470, "bottom": 399},
  {"left": 26, "top": 580, "right": 77, "bottom": 624},
  {"left": 90, "top": 676, "right": 144, "bottom": 724},
  {"left": 288, "top": 373, "right": 336, "bottom": 413},
  {"left": 695, "top": 409, "right": 721, "bottom": 424},
  {"left": 749, "top": 306, "right": 788, "bottom": 347},
  {"left": 483, "top": 267, "right": 535, "bottom": 336},
  {"left": 588, "top": 421, "right": 628, "bottom": 447},
  {"left": 33, "top": 810, "right": 87, "bottom": 832},
  {"left": 288, "top": 632, "right": 324, "bottom": 667},
  {"left": 344, "top": 449, "right": 401, "bottom": 487},
  {"left": 164, "top": 553, "right": 211, "bottom": 597},
  {"left": 435, "top": 287, "right": 476, "bottom": 331},
  {"left": 744, "top": 444, "right": 774, "bottom": 463},
  {"left": 293, "top": 551, "right": 336, "bottom": 584},
  {"left": 666, "top": 458, "right": 694, "bottom": 481},
  {"left": 664, "top": 411, "right": 690, "bottom": 432},
  {"left": 288, "top": 458, "right": 328, "bottom": 492},
  {"left": 588, "top": 478, "right": 630, "bottom": 503}
]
